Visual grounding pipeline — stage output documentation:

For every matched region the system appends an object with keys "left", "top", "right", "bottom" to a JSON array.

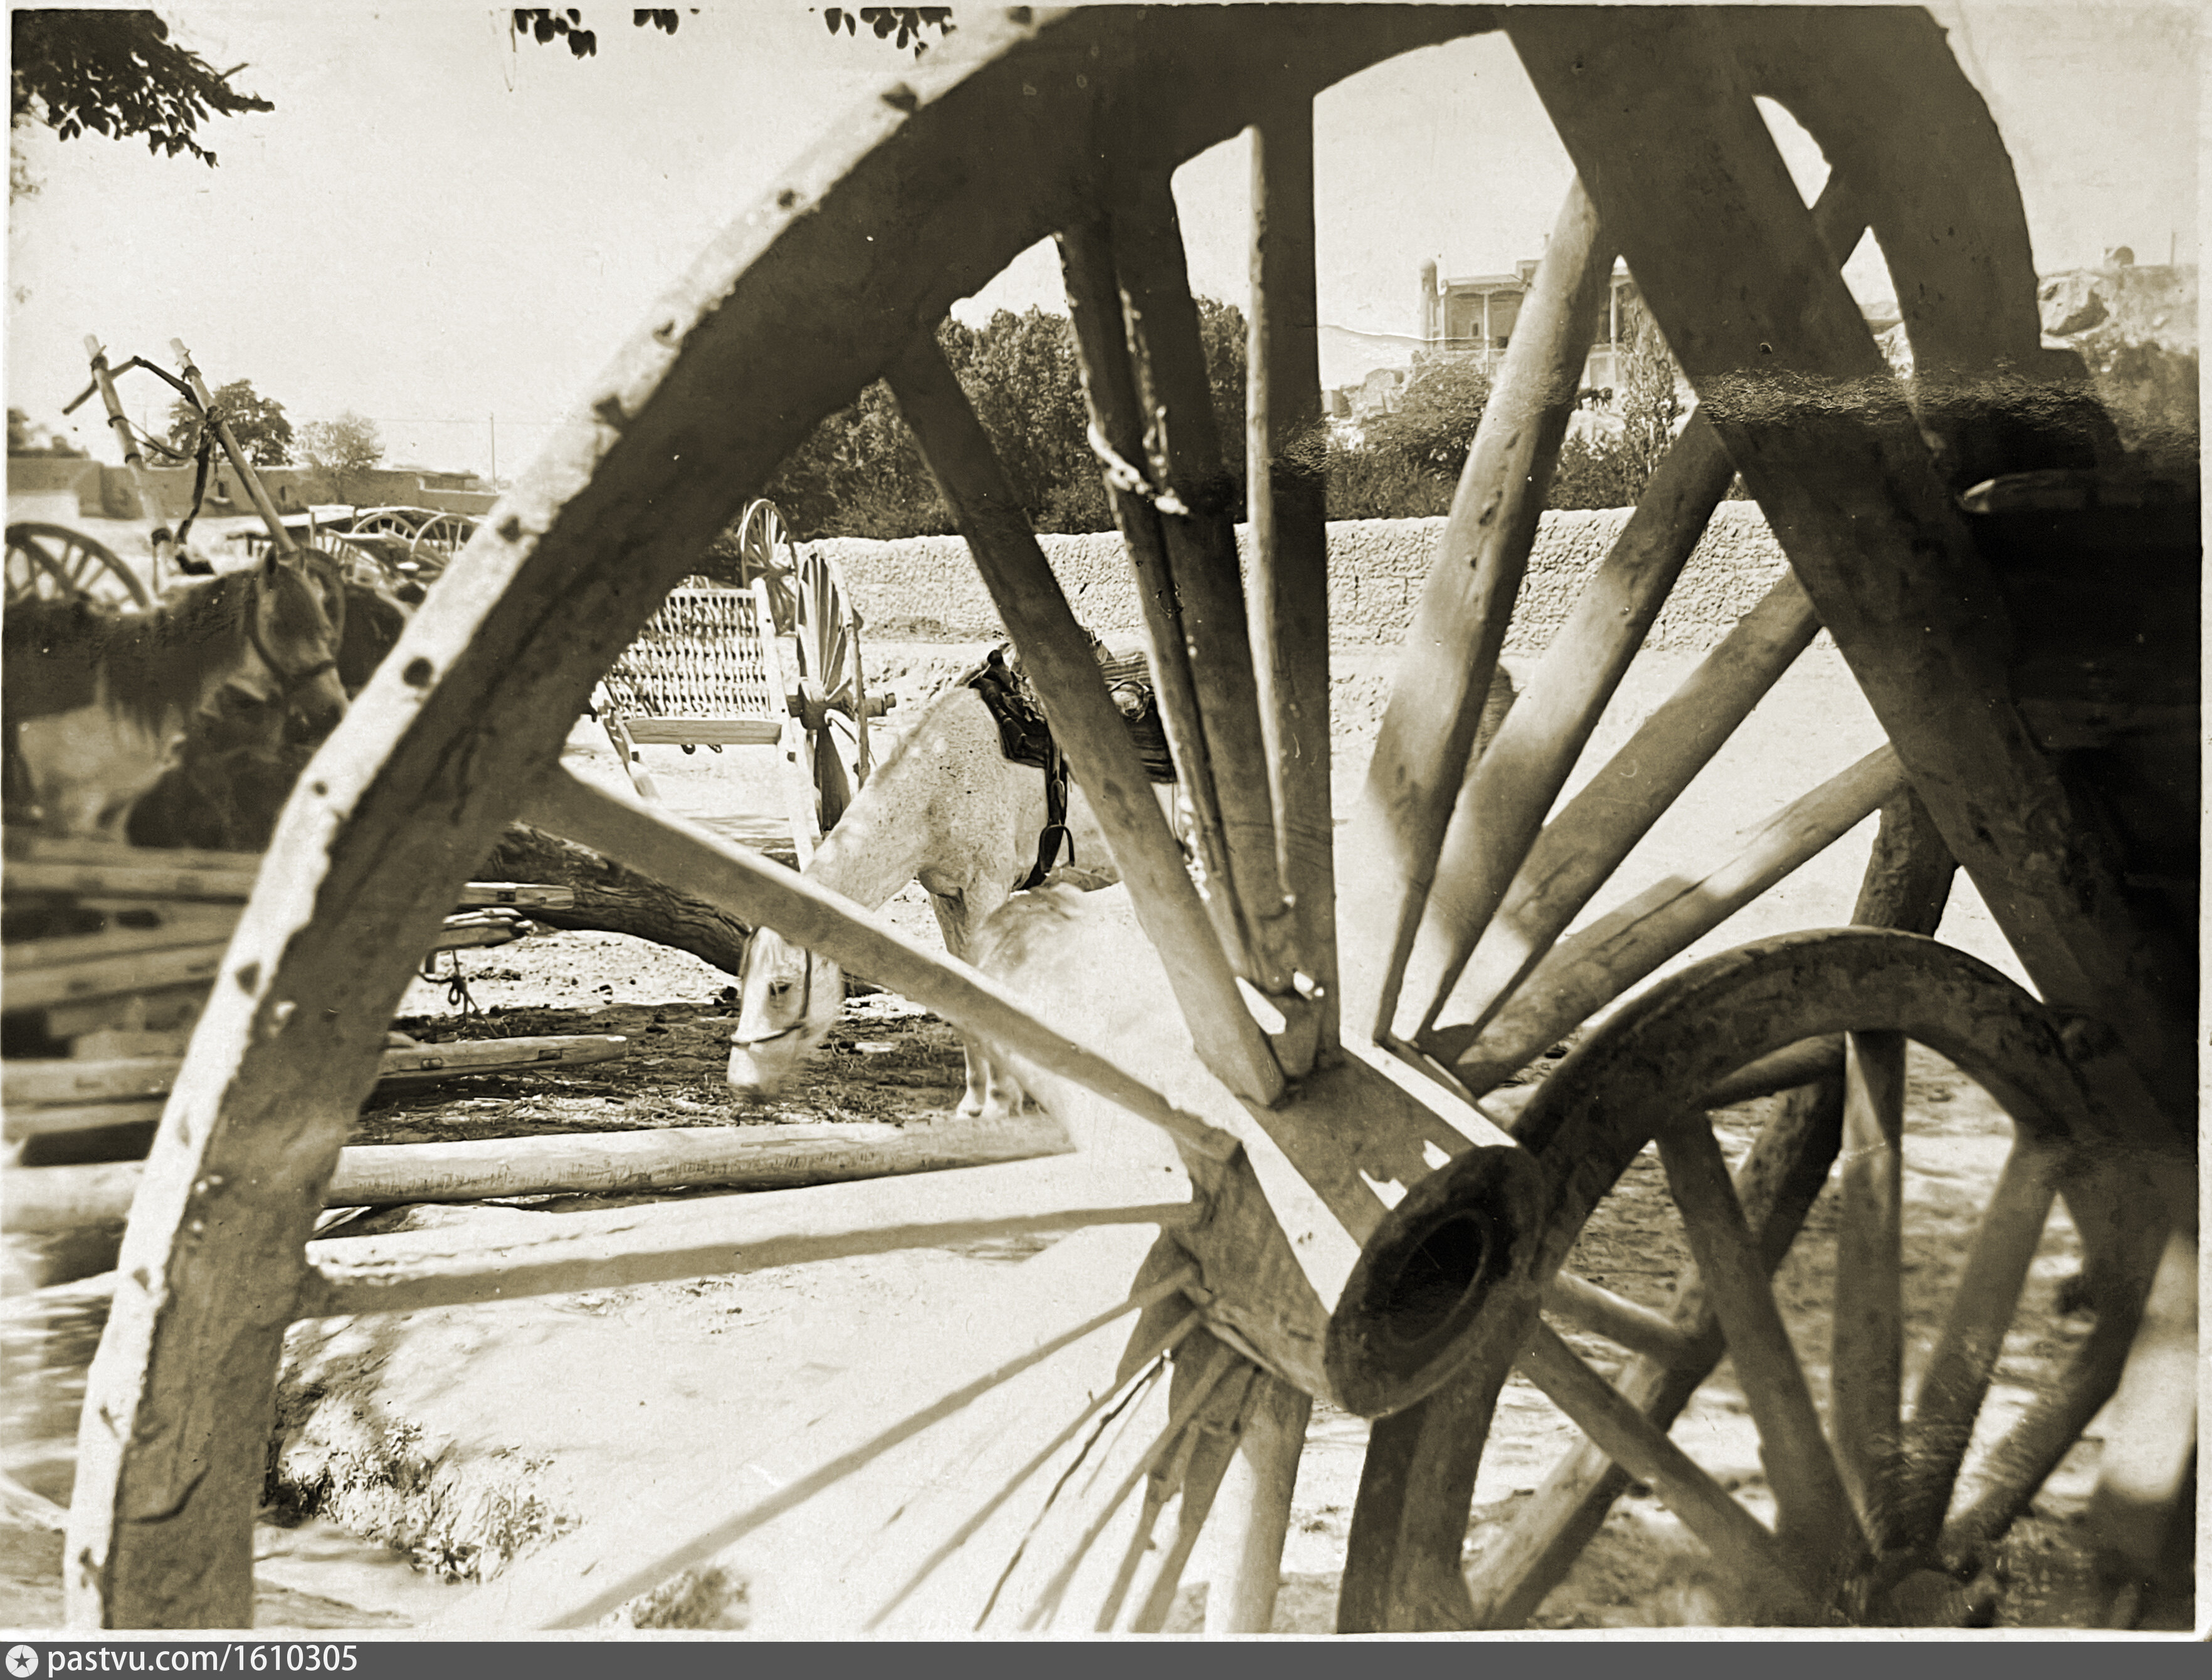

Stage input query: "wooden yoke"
[{"left": 1507, "top": 7, "right": 2193, "bottom": 1138}]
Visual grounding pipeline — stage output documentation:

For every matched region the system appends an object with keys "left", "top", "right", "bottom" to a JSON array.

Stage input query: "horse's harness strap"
[
  {"left": 1023, "top": 741, "right": 1072, "bottom": 892},
  {"left": 730, "top": 945, "right": 814, "bottom": 1048},
  {"left": 961, "top": 641, "right": 1178, "bottom": 891}
]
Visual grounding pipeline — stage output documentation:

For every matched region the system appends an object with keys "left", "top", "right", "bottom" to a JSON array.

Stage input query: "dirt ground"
[{"left": 2, "top": 638, "right": 2174, "bottom": 1633}]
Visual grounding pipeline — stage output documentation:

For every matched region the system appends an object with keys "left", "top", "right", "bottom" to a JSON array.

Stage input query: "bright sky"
[{"left": 7, "top": 2, "right": 2199, "bottom": 485}]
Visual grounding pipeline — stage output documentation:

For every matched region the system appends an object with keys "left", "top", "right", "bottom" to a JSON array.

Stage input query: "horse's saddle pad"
[{"left": 960, "top": 642, "right": 1177, "bottom": 784}]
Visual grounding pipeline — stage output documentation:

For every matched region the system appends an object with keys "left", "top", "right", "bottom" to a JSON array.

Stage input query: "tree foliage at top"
[
  {"left": 166, "top": 378, "right": 294, "bottom": 467},
  {"left": 822, "top": 8, "right": 956, "bottom": 58},
  {"left": 510, "top": 10, "right": 691, "bottom": 60},
  {"left": 9, "top": 10, "right": 271, "bottom": 167}
]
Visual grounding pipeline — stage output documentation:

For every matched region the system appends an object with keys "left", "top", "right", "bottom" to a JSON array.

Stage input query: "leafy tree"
[
  {"left": 1363, "top": 354, "right": 1493, "bottom": 480},
  {"left": 509, "top": 9, "right": 691, "bottom": 60},
  {"left": 166, "top": 378, "right": 293, "bottom": 466},
  {"left": 10, "top": 10, "right": 271, "bottom": 170},
  {"left": 1614, "top": 297, "right": 1688, "bottom": 490},
  {"left": 758, "top": 297, "right": 1247, "bottom": 541},
  {"left": 298, "top": 411, "right": 384, "bottom": 504},
  {"left": 822, "top": 8, "right": 956, "bottom": 58},
  {"left": 8, "top": 406, "right": 86, "bottom": 457}
]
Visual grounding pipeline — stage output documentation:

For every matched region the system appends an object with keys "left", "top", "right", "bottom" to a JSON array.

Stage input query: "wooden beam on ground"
[
  {"left": 881, "top": 335, "right": 1283, "bottom": 1108},
  {"left": 3, "top": 1114, "right": 1073, "bottom": 1231},
  {"left": 1339, "top": 178, "right": 1618, "bottom": 1042},
  {"left": 297, "top": 1153, "right": 1196, "bottom": 1319}
]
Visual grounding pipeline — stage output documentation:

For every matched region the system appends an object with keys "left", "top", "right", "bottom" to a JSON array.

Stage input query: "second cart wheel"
[
  {"left": 1410, "top": 927, "right": 2179, "bottom": 1627},
  {"left": 409, "top": 513, "right": 476, "bottom": 573},
  {"left": 5, "top": 523, "right": 152, "bottom": 610},
  {"left": 790, "top": 547, "right": 873, "bottom": 833},
  {"left": 66, "top": 5, "right": 2185, "bottom": 1636},
  {"left": 734, "top": 496, "right": 799, "bottom": 635}
]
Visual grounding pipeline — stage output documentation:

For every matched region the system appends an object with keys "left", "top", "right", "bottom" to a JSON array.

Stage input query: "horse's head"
[
  {"left": 727, "top": 926, "right": 844, "bottom": 1099},
  {"left": 236, "top": 549, "right": 350, "bottom": 741}
]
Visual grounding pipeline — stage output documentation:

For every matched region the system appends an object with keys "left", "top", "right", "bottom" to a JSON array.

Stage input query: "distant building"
[{"left": 1418, "top": 255, "right": 1643, "bottom": 393}]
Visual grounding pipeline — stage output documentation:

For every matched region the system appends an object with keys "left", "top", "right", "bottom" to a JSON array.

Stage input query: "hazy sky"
[{"left": 7, "top": 2, "right": 2199, "bottom": 484}]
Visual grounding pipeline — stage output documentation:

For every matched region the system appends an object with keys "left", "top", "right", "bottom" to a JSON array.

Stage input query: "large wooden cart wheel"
[
  {"left": 5, "top": 522, "right": 153, "bottom": 610},
  {"left": 789, "top": 547, "right": 875, "bottom": 833},
  {"left": 69, "top": 6, "right": 2191, "bottom": 1634}
]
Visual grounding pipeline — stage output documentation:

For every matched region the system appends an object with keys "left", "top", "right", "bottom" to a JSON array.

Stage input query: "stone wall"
[{"left": 816, "top": 501, "right": 1796, "bottom": 652}]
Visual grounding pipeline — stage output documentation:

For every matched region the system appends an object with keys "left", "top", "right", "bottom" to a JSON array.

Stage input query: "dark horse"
[
  {"left": 3, "top": 551, "right": 350, "bottom": 839},
  {"left": 127, "top": 575, "right": 409, "bottom": 851}
]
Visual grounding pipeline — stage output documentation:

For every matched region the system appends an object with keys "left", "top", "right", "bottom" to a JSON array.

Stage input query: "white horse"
[{"left": 727, "top": 674, "right": 1172, "bottom": 1117}]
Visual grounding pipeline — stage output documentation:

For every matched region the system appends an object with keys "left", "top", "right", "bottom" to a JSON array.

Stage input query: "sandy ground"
[{"left": 1, "top": 630, "right": 2163, "bottom": 1633}]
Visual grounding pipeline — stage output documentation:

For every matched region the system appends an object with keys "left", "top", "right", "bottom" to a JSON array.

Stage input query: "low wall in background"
[{"left": 814, "top": 502, "right": 1798, "bottom": 652}]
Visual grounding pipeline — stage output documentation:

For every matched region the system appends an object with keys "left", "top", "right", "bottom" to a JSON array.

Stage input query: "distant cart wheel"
[
  {"left": 411, "top": 513, "right": 477, "bottom": 570},
  {"left": 347, "top": 509, "right": 423, "bottom": 542},
  {"left": 735, "top": 497, "right": 798, "bottom": 635},
  {"left": 791, "top": 549, "right": 875, "bottom": 833},
  {"left": 4, "top": 524, "right": 153, "bottom": 610}
]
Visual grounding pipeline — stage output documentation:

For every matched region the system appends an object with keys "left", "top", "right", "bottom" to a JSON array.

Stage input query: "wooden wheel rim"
[
  {"left": 62, "top": 6, "right": 2180, "bottom": 1634},
  {"left": 4, "top": 523, "right": 152, "bottom": 610}
]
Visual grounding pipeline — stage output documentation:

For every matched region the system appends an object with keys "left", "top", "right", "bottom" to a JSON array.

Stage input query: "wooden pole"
[
  {"left": 298, "top": 1153, "right": 1199, "bottom": 1320},
  {"left": 1246, "top": 100, "right": 1338, "bottom": 1065},
  {"left": 4, "top": 1114, "right": 1072, "bottom": 1231},
  {"left": 82, "top": 337, "right": 177, "bottom": 590},
  {"left": 169, "top": 342, "right": 297, "bottom": 554}
]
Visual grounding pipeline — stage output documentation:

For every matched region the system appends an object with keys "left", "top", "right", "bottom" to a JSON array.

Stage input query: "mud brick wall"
[{"left": 814, "top": 502, "right": 1797, "bottom": 652}]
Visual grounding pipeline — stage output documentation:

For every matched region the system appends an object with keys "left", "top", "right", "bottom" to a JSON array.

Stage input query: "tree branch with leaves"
[{"left": 10, "top": 10, "right": 271, "bottom": 168}]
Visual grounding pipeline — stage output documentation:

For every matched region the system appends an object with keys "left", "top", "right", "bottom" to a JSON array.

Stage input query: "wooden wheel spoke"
[
  {"left": 430, "top": 1230, "right": 1201, "bottom": 1632},
  {"left": 1338, "top": 178, "right": 1618, "bottom": 1043},
  {"left": 881, "top": 331, "right": 1284, "bottom": 1107},
  {"left": 1470, "top": 1073, "right": 1846, "bottom": 1628},
  {"left": 1018, "top": 1334, "right": 1241, "bottom": 1630},
  {"left": 1656, "top": 1112, "right": 1860, "bottom": 1561},
  {"left": 1107, "top": 171, "right": 1296, "bottom": 998},
  {"left": 1416, "top": 574, "right": 1822, "bottom": 1073},
  {"left": 1440, "top": 745, "right": 1906, "bottom": 1091},
  {"left": 866, "top": 1313, "right": 1206, "bottom": 1632},
  {"left": 1519, "top": 1322, "right": 1817, "bottom": 1620},
  {"left": 1098, "top": 1332, "right": 1260, "bottom": 1631},
  {"left": 1888, "top": 1136, "right": 2062, "bottom": 1550},
  {"left": 1509, "top": 5, "right": 2191, "bottom": 1132},
  {"left": 1057, "top": 218, "right": 1250, "bottom": 981},
  {"left": 1401, "top": 181, "right": 1873, "bottom": 1043},
  {"left": 1245, "top": 97, "right": 1338, "bottom": 1064},
  {"left": 524, "top": 768, "right": 1238, "bottom": 1155},
  {"left": 1832, "top": 1029, "right": 1905, "bottom": 1528}
]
